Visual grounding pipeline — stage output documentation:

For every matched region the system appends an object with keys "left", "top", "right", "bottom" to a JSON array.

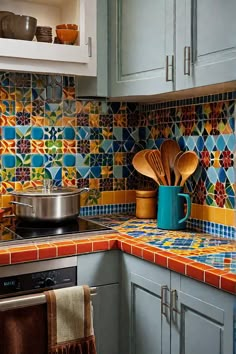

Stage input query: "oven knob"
[{"left": 44, "top": 278, "right": 55, "bottom": 287}]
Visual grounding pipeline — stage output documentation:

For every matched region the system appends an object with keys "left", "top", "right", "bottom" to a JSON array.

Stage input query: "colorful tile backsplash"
[{"left": 0, "top": 71, "right": 235, "bottom": 238}]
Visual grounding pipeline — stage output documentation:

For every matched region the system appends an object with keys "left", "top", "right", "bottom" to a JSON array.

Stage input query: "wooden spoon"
[
  {"left": 173, "top": 151, "right": 183, "bottom": 186},
  {"left": 160, "top": 139, "right": 181, "bottom": 185},
  {"left": 132, "top": 150, "right": 160, "bottom": 184},
  {"left": 145, "top": 150, "right": 167, "bottom": 185},
  {"left": 177, "top": 151, "right": 199, "bottom": 187}
]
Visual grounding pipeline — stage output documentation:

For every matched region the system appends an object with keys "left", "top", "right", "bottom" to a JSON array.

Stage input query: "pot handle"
[
  {"left": 78, "top": 187, "right": 90, "bottom": 194},
  {"left": 9, "top": 201, "right": 34, "bottom": 209}
]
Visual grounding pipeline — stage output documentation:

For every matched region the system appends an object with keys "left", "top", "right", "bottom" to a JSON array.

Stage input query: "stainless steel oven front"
[
  {"left": 0, "top": 257, "right": 77, "bottom": 303},
  {"left": 0, "top": 257, "right": 78, "bottom": 354}
]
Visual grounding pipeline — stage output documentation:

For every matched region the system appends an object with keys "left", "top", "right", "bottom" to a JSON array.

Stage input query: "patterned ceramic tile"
[{"left": 0, "top": 70, "right": 235, "bottom": 239}]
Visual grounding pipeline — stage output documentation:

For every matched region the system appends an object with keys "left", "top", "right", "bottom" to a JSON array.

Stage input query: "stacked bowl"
[
  {"left": 35, "top": 26, "right": 52, "bottom": 43},
  {"left": 55, "top": 24, "right": 79, "bottom": 45}
]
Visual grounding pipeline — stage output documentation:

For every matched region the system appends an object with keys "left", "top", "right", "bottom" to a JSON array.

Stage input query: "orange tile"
[
  {"left": 125, "top": 190, "right": 136, "bottom": 203},
  {"left": 37, "top": 244, "right": 57, "bottom": 260},
  {"left": 76, "top": 242, "right": 93, "bottom": 254},
  {"left": 92, "top": 240, "right": 109, "bottom": 252},
  {"left": 52, "top": 241, "right": 76, "bottom": 256},
  {"left": 114, "top": 191, "right": 126, "bottom": 204},
  {"left": 168, "top": 256, "right": 194, "bottom": 274},
  {"left": 186, "top": 263, "right": 214, "bottom": 282},
  {"left": 205, "top": 269, "right": 228, "bottom": 288},
  {"left": 0, "top": 250, "right": 10, "bottom": 265},
  {"left": 108, "top": 239, "right": 118, "bottom": 250},
  {"left": 143, "top": 248, "right": 155, "bottom": 263},
  {"left": 131, "top": 245, "right": 143, "bottom": 258},
  {"left": 10, "top": 246, "right": 38, "bottom": 263},
  {"left": 121, "top": 241, "right": 132, "bottom": 254},
  {"left": 154, "top": 251, "right": 173, "bottom": 268},
  {"left": 220, "top": 273, "right": 236, "bottom": 294},
  {"left": 194, "top": 204, "right": 204, "bottom": 220}
]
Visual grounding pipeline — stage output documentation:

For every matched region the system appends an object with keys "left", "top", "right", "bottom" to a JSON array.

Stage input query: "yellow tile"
[
  {"left": 214, "top": 207, "right": 226, "bottom": 224},
  {"left": 101, "top": 191, "right": 114, "bottom": 205},
  {"left": 202, "top": 205, "right": 215, "bottom": 222},
  {"left": 190, "top": 203, "right": 197, "bottom": 218},
  {"left": 2, "top": 195, "right": 14, "bottom": 208},
  {"left": 225, "top": 209, "right": 236, "bottom": 227},
  {"left": 191, "top": 203, "right": 204, "bottom": 220}
]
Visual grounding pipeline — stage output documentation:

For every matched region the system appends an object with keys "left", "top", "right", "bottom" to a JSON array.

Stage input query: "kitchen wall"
[{"left": 0, "top": 72, "right": 235, "bottom": 238}]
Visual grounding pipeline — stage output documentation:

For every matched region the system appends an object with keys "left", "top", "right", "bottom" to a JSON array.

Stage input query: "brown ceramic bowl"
[
  {"left": 0, "top": 11, "right": 14, "bottom": 37},
  {"left": 2, "top": 14, "right": 37, "bottom": 41},
  {"left": 56, "top": 29, "right": 79, "bottom": 45}
]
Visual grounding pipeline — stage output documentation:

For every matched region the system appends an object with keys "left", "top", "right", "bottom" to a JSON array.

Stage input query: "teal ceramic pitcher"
[{"left": 157, "top": 186, "right": 191, "bottom": 230}]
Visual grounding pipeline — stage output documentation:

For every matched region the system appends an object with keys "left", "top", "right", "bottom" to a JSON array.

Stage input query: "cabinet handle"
[
  {"left": 87, "top": 37, "right": 92, "bottom": 57},
  {"left": 166, "top": 55, "right": 174, "bottom": 81},
  {"left": 170, "top": 289, "right": 181, "bottom": 316},
  {"left": 184, "top": 46, "right": 191, "bottom": 76},
  {"left": 161, "top": 285, "right": 169, "bottom": 318}
]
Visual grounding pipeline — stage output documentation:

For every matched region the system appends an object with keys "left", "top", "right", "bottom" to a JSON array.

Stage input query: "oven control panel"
[{"left": 0, "top": 266, "right": 77, "bottom": 298}]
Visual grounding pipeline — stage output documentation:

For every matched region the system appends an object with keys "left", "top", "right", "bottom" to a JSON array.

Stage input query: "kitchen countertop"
[{"left": 0, "top": 214, "right": 235, "bottom": 295}]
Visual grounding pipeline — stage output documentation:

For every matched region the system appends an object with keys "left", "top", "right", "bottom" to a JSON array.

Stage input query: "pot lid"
[{"left": 11, "top": 187, "right": 85, "bottom": 197}]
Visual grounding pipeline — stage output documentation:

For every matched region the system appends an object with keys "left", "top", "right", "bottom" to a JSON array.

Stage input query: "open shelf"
[{"left": 0, "top": 0, "right": 96, "bottom": 76}]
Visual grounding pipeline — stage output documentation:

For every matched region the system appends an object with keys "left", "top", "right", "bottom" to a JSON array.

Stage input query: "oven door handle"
[{"left": 0, "top": 287, "right": 97, "bottom": 311}]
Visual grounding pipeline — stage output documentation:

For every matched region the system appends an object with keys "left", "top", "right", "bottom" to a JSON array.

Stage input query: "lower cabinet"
[
  {"left": 77, "top": 251, "right": 235, "bottom": 354},
  {"left": 121, "top": 253, "right": 235, "bottom": 354},
  {"left": 120, "top": 253, "right": 171, "bottom": 354},
  {"left": 77, "top": 251, "right": 120, "bottom": 354}
]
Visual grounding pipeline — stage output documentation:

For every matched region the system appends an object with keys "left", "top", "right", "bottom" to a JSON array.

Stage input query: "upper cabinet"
[
  {"left": 109, "top": 0, "right": 175, "bottom": 98},
  {"left": 176, "top": 0, "right": 236, "bottom": 90},
  {"left": 109, "top": 0, "right": 236, "bottom": 98},
  {"left": 0, "top": 0, "right": 97, "bottom": 76}
]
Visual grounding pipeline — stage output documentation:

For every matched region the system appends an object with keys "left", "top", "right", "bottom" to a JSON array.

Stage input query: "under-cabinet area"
[{"left": 0, "top": 0, "right": 97, "bottom": 75}]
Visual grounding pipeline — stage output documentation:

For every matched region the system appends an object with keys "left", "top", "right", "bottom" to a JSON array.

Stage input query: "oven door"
[{"left": 0, "top": 257, "right": 78, "bottom": 354}]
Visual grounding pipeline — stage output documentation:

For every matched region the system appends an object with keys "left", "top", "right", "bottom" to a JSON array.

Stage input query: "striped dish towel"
[{"left": 45, "top": 285, "right": 97, "bottom": 354}]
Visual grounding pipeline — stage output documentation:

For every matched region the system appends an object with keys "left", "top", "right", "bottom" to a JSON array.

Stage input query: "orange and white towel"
[{"left": 45, "top": 285, "right": 97, "bottom": 354}]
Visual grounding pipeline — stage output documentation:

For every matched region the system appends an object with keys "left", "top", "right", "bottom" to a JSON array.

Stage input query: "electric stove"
[{"left": 0, "top": 217, "right": 113, "bottom": 244}]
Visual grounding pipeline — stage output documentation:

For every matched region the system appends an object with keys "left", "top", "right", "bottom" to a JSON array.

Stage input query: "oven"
[{"left": 0, "top": 257, "right": 95, "bottom": 354}]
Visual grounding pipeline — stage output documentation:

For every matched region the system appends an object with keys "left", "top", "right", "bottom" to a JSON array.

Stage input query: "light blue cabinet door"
[
  {"left": 176, "top": 0, "right": 236, "bottom": 90},
  {"left": 171, "top": 273, "right": 235, "bottom": 354},
  {"left": 92, "top": 284, "right": 120, "bottom": 354},
  {"left": 109, "top": 0, "right": 175, "bottom": 97},
  {"left": 120, "top": 254, "right": 171, "bottom": 354},
  {"left": 77, "top": 251, "right": 120, "bottom": 354}
]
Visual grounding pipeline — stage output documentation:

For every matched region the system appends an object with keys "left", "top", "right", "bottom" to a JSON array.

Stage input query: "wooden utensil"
[
  {"left": 177, "top": 151, "right": 199, "bottom": 187},
  {"left": 132, "top": 150, "right": 160, "bottom": 184},
  {"left": 145, "top": 150, "right": 167, "bottom": 185},
  {"left": 173, "top": 151, "right": 183, "bottom": 186},
  {"left": 160, "top": 139, "right": 181, "bottom": 185}
]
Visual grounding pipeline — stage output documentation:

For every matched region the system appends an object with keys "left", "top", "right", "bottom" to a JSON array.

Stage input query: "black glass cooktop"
[{"left": 0, "top": 217, "right": 112, "bottom": 243}]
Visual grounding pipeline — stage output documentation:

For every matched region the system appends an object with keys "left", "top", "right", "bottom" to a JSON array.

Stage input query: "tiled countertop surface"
[{"left": 0, "top": 214, "right": 235, "bottom": 295}]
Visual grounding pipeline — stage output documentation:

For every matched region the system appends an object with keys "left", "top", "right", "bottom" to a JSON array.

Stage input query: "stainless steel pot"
[{"left": 10, "top": 186, "right": 89, "bottom": 222}]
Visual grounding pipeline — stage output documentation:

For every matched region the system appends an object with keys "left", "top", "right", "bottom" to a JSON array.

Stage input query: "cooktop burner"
[{"left": 0, "top": 217, "right": 112, "bottom": 243}]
